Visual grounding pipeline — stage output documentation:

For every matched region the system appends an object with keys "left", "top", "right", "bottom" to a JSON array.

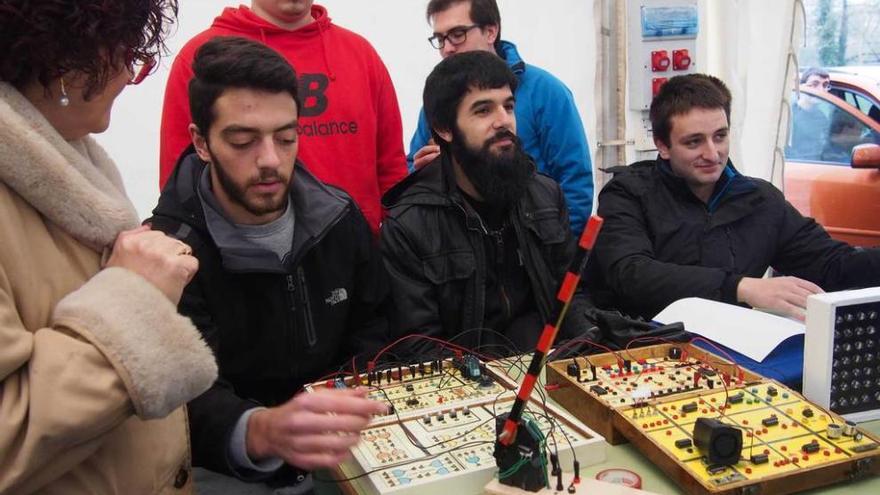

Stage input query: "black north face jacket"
[
  {"left": 589, "top": 158, "right": 880, "bottom": 319},
  {"left": 380, "top": 155, "right": 597, "bottom": 356},
  {"left": 150, "top": 154, "right": 389, "bottom": 477}
]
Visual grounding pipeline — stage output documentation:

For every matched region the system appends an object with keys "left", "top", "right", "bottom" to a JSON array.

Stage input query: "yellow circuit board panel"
[{"left": 547, "top": 343, "right": 880, "bottom": 495}]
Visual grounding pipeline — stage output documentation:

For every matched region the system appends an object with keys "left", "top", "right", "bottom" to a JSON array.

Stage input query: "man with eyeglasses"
[
  {"left": 407, "top": 0, "right": 595, "bottom": 234},
  {"left": 789, "top": 67, "right": 832, "bottom": 160}
]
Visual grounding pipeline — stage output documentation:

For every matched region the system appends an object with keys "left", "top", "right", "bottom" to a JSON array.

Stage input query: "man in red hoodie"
[{"left": 160, "top": 1, "right": 408, "bottom": 234}]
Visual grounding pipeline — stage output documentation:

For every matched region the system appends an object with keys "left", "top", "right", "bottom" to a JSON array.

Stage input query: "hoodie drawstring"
[{"left": 317, "top": 20, "right": 336, "bottom": 81}]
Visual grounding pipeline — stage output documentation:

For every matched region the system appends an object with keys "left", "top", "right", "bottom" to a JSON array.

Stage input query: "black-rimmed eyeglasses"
[{"left": 428, "top": 24, "right": 483, "bottom": 50}]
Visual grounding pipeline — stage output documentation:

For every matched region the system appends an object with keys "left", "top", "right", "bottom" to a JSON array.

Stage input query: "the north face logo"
[{"left": 325, "top": 288, "right": 348, "bottom": 306}]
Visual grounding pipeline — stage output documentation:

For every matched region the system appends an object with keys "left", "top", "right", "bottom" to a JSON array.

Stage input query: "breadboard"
[
  {"left": 311, "top": 359, "right": 517, "bottom": 427},
  {"left": 307, "top": 357, "right": 606, "bottom": 495},
  {"left": 547, "top": 343, "right": 880, "bottom": 495}
]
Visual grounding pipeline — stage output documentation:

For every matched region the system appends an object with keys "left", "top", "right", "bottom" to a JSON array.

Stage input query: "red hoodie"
[{"left": 159, "top": 4, "right": 407, "bottom": 233}]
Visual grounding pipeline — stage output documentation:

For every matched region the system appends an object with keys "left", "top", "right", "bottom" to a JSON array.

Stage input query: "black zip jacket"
[
  {"left": 380, "top": 155, "right": 596, "bottom": 356},
  {"left": 149, "top": 153, "right": 389, "bottom": 478},
  {"left": 589, "top": 158, "right": 880, "bottom": 319}
]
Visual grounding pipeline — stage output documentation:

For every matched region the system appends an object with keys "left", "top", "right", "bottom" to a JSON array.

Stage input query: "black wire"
[
  {"left": 368, "top": 384, "right": 494, "bottom": 453},
  {"left": 446, "top": 326, "right": 527, "bottom": 358},
  {"left": 318, "top": 332, "right": 589, "bottom": 487}
]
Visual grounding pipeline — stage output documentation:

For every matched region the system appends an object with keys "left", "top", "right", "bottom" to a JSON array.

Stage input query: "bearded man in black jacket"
[
  {"left": 150, "top": 37, "right": 388, "bottom": 491},
  {"left": 381, "top": 51, "right": 597, "bottom": 358},
  {"left": 590, "top": 73, "right": 880, "bottom": 321}
]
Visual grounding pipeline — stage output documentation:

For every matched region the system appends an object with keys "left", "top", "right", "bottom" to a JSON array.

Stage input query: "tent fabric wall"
[{"left": 702, "top": 0, "right": 802, "bottom": 186}]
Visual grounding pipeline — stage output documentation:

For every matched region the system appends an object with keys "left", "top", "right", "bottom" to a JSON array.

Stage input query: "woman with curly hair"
[{"left": 0, "top": 1, "right": 217, "bottom": 493}]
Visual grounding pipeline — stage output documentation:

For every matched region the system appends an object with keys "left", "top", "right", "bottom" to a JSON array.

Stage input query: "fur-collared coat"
[{"left": 0, "top": 82, "right": 217, "bottom": 494}]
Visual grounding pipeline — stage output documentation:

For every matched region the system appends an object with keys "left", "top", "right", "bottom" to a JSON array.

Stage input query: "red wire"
[
  {"left": 549, "top": 337, "right": 621, "bottom": 361},
  {"left": 687, "top": 336, "right": 743, "bottom": 377},
  {"left": 311, "top": 370, "right": 351, "bottom": 384},
  {"left": 623, "top": 335, "right": 685, "bottom": 360},
  {"left": 368, "top": 333, "right": 495, "bottom": 366}
]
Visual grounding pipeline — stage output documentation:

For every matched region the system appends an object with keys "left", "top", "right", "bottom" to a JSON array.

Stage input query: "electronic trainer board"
[
  {"left": 546, "top": 343, "right": 880, "bottom": 495},
  {"left": 306, "top": 356, "right": 606, "bottom": 495}
]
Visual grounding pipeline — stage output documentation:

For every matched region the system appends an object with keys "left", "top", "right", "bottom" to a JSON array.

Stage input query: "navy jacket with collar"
[{"left": 588, "top": 158, "right": 880, "bottom": 320}]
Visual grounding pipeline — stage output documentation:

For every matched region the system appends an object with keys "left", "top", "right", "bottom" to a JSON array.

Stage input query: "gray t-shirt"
[{"left": 234, "top": 202, "right": 295, "bottom": 263}]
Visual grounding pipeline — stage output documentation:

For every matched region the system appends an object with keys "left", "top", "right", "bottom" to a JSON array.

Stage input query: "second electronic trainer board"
[
  {"left": 307, "top": 356, "right": 606, "bottom": 495},
  {"left": 546, "top": 343, "right": 880, "bottom": 495}
]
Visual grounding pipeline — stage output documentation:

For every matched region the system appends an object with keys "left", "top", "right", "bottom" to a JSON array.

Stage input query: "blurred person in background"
[
  {"left": 0, "top": 1, "right": 217, "bottom": 493},
  {"left": 788, "top": 67, "right": 832, "bottom": 159}
]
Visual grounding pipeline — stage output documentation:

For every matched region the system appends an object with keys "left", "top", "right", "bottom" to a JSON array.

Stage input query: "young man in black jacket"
[
  {"left": 590, "top": 73, "right": 880, "bottom": 321},
  {"left": 381, "top": 51, "right": 597, "bottom": 358},
  {"left": 150, "top": 37, "right": 387, "bottom": 490}
]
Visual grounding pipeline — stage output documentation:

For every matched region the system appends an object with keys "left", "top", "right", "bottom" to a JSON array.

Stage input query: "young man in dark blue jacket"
[
  {"left": 590, "top": 73, "right": 880, "bottom": 321},
  {"left": 382, "top": 51, "right": 597, "bottom": 358},
  {"left": 150, "top": 37, "right": 388, "bottom": 491},
  {"left": 408, "top": 0, "right": 594, "bottom": 233}
]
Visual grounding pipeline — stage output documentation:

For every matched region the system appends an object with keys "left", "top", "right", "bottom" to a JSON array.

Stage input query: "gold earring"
[{"left": 59, "top": 78, "right": 70, "bottom": 107}]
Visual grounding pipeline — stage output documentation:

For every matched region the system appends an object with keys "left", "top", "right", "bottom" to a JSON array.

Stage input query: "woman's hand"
[{"left": 105, "top": 226, "right": 198, "bottom": 304}]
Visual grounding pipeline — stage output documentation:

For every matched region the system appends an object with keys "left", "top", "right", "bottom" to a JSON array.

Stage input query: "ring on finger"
[{"left": 176, "top": 241, "right": 193, "bottom": 256}]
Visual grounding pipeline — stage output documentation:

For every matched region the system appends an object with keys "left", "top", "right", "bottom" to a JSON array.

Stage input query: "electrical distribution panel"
[
  {"left": 803, "top": 287, "right": 880, "bottom": 422},
  {"left": 627, "top": 0, "right": 700, "bottom": 151}
]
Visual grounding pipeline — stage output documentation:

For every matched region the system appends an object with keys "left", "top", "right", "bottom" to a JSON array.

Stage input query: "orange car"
[
  {"left": 827, "top": 66, "right": 880, "bottom": 124},
  {"left": 784, "top": 86, "right": 880, "bottom": 246}
]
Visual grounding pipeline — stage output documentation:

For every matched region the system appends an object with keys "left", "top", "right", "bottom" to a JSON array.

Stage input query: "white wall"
[{"left": 96, "top": 0, "right": 598, "bottom": 219}]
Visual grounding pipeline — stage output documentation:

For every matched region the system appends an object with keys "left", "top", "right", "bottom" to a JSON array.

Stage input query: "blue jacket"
[{"left": 408, "top": 41, "right": 594, "bottom": 233}]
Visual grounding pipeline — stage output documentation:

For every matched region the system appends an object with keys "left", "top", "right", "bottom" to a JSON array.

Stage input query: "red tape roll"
[{"left": 595, "top": 468, "right": 643, "bottom": 489}]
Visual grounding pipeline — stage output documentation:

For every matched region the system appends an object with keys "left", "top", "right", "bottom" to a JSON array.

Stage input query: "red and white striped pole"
[{"left": 498, "top": 215, "right": 604, "bottom": 445}]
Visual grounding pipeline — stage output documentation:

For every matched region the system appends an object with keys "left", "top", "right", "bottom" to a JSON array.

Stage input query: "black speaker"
[{"left": 692, "top": 417, "right": 742, "bottom": 466}]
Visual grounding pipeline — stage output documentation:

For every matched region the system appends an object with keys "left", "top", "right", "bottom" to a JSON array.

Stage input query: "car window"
[
  {"left": 786, "top": 93, "right": 880, "bottom": 165},
  {"left": 830, "top": 86, "right": 880, "bottom": 123}
]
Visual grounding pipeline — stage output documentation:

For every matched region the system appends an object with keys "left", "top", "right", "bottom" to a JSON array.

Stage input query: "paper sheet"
[{"left": 653, "top": 298, "right": 805, "bottom": 362}]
